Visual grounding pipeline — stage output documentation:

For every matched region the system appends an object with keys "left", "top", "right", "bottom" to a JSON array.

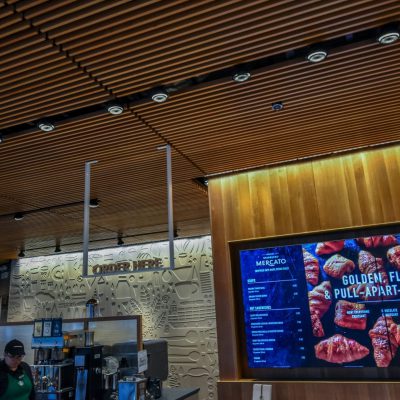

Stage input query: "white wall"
[{"left": 7, "top": 236, "right": 218, "bottom": 400}]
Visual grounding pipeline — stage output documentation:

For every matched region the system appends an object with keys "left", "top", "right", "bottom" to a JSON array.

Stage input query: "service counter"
[{"left": 160, "top": 387, "right": 199, "bottom": 400}]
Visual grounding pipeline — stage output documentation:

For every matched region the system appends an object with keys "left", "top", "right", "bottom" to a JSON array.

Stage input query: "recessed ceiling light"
[
  {"left": 377, "top": 31, "right": 399, "bottom": 44},
  {"left": 232, "top": 71, "right": 251, "bottom": 82},
  {"left": 89, "top": 198, "right": 100, "bottom": 208},
  {"left": 151, "top": 89, "right": 169, "bottom": 103},
  {"left": 306, "top": 49, "right": 328, "bottom": 63},
  {"left": 37, "top": 121, "right": 55, "bottom": 132},
  {"left": 14, "top": 212, "right": 24, "bottom": 221},
  {"left": 107, "top": 103, "right": 124, "bottom": 115},
  {"left": 271, "top": 101, "right": 284, "bottom": 111}
]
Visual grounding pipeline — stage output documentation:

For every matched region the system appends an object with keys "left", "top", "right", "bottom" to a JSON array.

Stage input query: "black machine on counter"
[
  {"left": 74, "top": 345, "right": 103, "bottom": 400},
  {"left": 30, "top": 318, "right": 169, "bottom": 400}
]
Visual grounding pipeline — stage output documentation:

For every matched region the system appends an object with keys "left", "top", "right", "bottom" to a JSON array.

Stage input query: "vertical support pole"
[
  {"left": 82, "top": 160, "right": 97, "bottom": 277},
  {"left": 158, "top": 145, "right": 175, "bottom": 269},
  {"left": 166, "top": 144, "right": 175, "bottom": 269}
]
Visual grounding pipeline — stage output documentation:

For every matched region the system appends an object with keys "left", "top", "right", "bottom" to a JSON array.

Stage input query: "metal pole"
[
  {"left": 158, "top": 145, "right": 175, "bottom": 269},
  {"left": 82, "top": 160, "right": 97, "bottom": 277},
  {"left": 166, "top": 144, "right": 175, "bottom": 269}
]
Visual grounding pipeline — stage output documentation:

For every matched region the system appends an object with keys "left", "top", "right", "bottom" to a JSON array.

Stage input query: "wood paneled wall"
[{"left": 208, "top": 146, "right": 400, "bottom": 399}]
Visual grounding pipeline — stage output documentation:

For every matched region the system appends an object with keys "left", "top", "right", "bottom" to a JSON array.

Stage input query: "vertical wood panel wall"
[{"left": 208, "top": 146, "right": 400, "bottom": 399}]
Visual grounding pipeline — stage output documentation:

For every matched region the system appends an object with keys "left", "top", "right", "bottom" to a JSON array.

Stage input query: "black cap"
[{"left": 4, "top": 339, "right": 25, "bottom": 356}]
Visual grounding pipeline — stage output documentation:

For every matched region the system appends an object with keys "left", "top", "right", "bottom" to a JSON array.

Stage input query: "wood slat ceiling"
[{"left": 0, "top": 0, "right": 399, "bottom": 259}]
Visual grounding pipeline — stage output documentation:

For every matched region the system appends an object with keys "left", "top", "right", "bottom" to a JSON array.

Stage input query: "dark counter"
[{"left": 159, "top": 387, "right": 200, "bottom": 400}]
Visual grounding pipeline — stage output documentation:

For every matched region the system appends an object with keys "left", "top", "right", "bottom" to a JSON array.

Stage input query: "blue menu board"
[
  {"left": 239, "top": 234, "right": 400, "bottom": 369},
  {"left": 240, "top": 245, "right": 313, "bottom": 367}
]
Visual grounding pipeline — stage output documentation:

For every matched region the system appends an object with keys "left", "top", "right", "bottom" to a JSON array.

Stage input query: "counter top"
[{"left": 159, "top": 387, "right": 200, "bottom": 400}]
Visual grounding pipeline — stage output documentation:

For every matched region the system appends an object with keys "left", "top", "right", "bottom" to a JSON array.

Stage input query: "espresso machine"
[
  {"left": 31, "top": 318, "right": 74, "bottom": 400},
  {"left": 74, "top": 345, "right": 103, "bottom": 400}
]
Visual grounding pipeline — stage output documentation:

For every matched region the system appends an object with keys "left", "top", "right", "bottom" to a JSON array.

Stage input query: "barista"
[{"left": 0, "top": 339, "right": 35, "bottom": 400}]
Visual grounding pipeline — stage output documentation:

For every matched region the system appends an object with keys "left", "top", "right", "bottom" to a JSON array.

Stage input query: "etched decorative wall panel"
[{"left": 8, "top": 236, "right": 218, "bottom": 400}]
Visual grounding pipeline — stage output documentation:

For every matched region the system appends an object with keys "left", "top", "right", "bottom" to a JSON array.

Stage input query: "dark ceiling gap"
[{"left": 6, "top": 0, "right": 205, "bottom": 181}]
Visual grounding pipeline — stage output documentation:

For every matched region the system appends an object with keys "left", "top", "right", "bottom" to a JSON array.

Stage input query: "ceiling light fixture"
[
  {"left": 89, "top": 198, "right": 100, "bottom": 208},
  {"left": 377, "top": 25, "right": 400, "bottom": 44},
  {"left": 37, "top": 121, "right": 55, "bottom": 132},
  {"left": 306, "top": 49, "right": 328, "bottom": 63},
  {"left": 271, "top": 101, "right": 284, "bottom": 111},
  {"left": 18, "top": 250, "right": 25, "bottom": 258},
  {"left": 151, "top": 88, "right": 169, "bottom": 103},
  {"left": 232, "top": 71, "right": 251, "bottom": 82},
  {"left": 117, "top": 236, "right": 124, "bottom": 246},
  {"left": 14, "top": 212, "right": 24, "bottom": 221},
  {"left": 106, "top": 103, "right": 124, "bottom": 115},
  {"left": 0, "top": 135, "right": 4, "bottom": 144},
  {"left": 54, "top": 245, "right": 61, "bottom": 253}
]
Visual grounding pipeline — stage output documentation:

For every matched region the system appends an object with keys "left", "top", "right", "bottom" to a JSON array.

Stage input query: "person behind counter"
[{"left": 0, "top": 339, "right": 35, "bottom": 400}]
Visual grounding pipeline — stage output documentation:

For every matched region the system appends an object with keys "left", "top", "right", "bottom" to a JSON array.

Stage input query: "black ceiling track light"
[
  {"left": 0, "top": 23, "right": 398, "bottom": 141},
  {"left": 2, "top": 199, "right": 100, "bottom": 221},
  {"left": 18, "top": 227, "right": 180, "bottom": 255}
]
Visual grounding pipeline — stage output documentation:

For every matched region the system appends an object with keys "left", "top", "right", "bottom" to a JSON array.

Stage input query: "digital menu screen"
[{"left": 239, "top": 234, "right": 400, "bottom": 368}]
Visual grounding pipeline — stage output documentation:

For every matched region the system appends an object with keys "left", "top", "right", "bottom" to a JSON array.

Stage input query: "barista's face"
[{"left": 4, "top": 353, "right": 24, "bottom": 371}]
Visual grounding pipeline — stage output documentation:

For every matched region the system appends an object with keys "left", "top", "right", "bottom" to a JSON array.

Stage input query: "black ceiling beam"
[
  {"left": 0, "top": 24, "right": 395, "bottom": 141},
  {"left": 0, "top": 199, "right": 99, "bottom": 219}
]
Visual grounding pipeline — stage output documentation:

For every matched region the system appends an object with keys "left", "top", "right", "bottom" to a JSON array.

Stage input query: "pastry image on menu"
[
  {"left": 315, "top": 334, "right": 369, "bottom": 364},
  {"left": 334, "top": 300, "right": 367, "bottom": 330}
]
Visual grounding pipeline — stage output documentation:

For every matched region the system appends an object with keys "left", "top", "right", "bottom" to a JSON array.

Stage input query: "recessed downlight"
[
  {"left": 377, "top": 31, "right": 399, "bottom": 44},
  {"left": 306, "top": 49, "right": 328, "bottom": 63},
  {"left": 232, "top": 71, "right": 251, "bottom": 82},
  {"left": 89, "top": 198, "right": 100, "bottom": 208},
  {"left": 14, "top": 212, "right": 24, "bottom": 221},
  {"left": 151, "top": 89, "right": 169, "bottom": 103},
  {"left": 38, "top": 121, "right": 55, "bottom": 132},
  {"left": 107, "top": 104, "right": 124, "bottom": 115},
  {"left": 271, "top": 101, "right": 284, "bottom": 111}
]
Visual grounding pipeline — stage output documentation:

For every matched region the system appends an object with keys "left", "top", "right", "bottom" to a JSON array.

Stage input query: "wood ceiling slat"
[
  {"left": 38, "top": 0, "right": 146, "bottom": 33},
  {"left": 134, "top": 74, "right": 400, "bottom": 142},
  {"left": 55, "top": 0, "right": 221, "bottom": 47},
  {"left": 106, "top": 10, "right": 398, "bottom": 94},
  {"left": 1, "top": 65, "right": 85, "bottom": 92},
  {"left": 0, "top": 56, "right": 73, "bottom": 81},
  {"left": 42, "top": 0, "right": 194, "bottom": 38},
  {"left": 0, "top": 76, "right": 100, "bottom": 104},
  {"left": 0, "top": 1, "right": 399, "bottom": 258},
  {"left": 135, "top": 45, "right": 397, "bottom": 121},
  {"left": 77, "top": 2, "right": 398, "bottom": 93},
  {"left": 0, "top": 93, "right": 108, "bottom": 126},
  {"left": 0, "top": 19, "right": 31, "bottom": 38},
  {"left": 22, "top": 0, "right": 102, "bottom": 21},
  {"left": 138, "top": 79, "right": 400, "bottom": 141},
  {"left": 75, "top": 0, "right": 383, "bottom": 66}
]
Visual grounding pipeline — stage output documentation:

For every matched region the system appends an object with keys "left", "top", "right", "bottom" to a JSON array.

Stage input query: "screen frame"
[{"left": 229, "top": 223, "right": 400, "bottom": 380}]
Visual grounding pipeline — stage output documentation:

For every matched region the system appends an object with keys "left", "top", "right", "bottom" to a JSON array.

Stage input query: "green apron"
[{"left": 0, "top": 371, "right": 32, "bottom": 400}]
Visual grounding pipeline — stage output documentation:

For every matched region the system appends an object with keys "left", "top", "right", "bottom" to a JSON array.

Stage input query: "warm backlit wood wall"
[{"left": 208, "top": 146, "right": 400, "bottom": 399}]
